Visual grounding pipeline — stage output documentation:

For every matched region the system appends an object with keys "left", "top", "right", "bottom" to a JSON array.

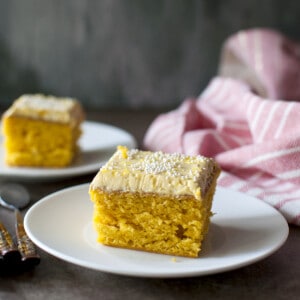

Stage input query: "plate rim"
[{"left": 24, "top": 184, "right": 289, "bottom": 278}]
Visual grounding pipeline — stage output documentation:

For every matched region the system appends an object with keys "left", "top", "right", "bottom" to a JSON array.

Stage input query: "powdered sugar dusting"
[{"left": 126, "top": 148, "right": 212, "bottom": 181}]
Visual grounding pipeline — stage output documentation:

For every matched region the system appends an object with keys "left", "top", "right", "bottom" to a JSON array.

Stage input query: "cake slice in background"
[
  {"left": 89, "top": 146, "right": 221, "bottom": 258},
  {"left": 2, "top": 94, "right": 84, "bottom": 167}
]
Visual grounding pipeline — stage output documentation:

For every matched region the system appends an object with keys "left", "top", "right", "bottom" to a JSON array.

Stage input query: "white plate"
[
  {"left": 0, "top": 121, "right": 136, "bottom": 181},
  {"left": 24, "top": 184, "right": 289, "bottom": 278}
]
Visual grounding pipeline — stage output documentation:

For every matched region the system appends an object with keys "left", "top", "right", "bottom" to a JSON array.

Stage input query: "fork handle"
[
  {"left": 15, "top": 220, "right": 40, "bottom": 266},
  {"left": 0, "top": 224, "right": 21, "bottom": 262}
]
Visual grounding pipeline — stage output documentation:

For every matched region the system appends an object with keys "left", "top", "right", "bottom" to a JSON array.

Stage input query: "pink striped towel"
[{"left": 143, "top": 28, "right": 300, "bottom": 225}]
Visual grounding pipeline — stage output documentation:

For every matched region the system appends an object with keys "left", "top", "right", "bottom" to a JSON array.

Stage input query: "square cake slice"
[
  {"left": 2, "top": 94, "right": 84, "bottom": 167},
  {"left": 89, "top": 146, "right": 221, "bottom": 258}
]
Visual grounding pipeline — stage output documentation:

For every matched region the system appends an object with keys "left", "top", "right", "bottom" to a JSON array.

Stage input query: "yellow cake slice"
[
  {"left": 2, "top": 94, "right": 84, "bottom": 167},
  {"left": 89, "top": 146, "right": 221, "bottom": 258}
]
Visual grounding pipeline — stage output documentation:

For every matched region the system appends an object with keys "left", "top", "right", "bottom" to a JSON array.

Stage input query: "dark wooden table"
[{"left": 0, "top": 110, "right": 299, "bottom": 300}]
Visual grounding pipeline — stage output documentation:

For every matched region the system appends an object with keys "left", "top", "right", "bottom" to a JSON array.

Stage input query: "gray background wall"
[{"left": 0, "top": 0, "right": 299, "bottom": 110}]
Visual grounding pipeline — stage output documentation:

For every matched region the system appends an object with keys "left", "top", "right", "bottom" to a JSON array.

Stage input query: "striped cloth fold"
[{"left": 143, "top": 29, "right": 300, "bottom": 225}]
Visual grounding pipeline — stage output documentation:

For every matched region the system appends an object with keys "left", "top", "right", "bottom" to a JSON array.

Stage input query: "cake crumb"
[{"left": 171, "top": 257, "right": 177, "bottom": 263}]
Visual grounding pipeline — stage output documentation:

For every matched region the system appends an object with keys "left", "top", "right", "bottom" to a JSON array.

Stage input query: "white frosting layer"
[
  {"left": 3, "top": 94, "right": 84, "bottom": 124},
  {"left": 90, "top": 146, "right": 220, "bottom": 200}
]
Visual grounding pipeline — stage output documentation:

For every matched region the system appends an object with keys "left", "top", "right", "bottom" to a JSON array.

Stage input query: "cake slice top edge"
[
  {"left": 89, "top": 146, "right": 221, "bottom": 200},
  {"left": 2, "top": 94, "right": 85, "bottom": 124}
]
